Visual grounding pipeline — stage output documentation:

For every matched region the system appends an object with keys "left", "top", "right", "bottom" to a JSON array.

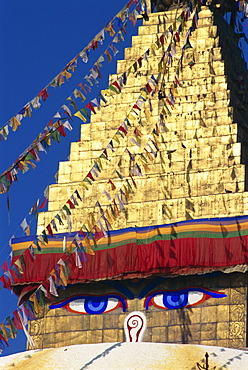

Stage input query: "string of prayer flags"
[
  {"left": 0, "top": 119, "right": 74, "bottom": 193},
  {"left": 0, "top": 0, "right": 143, "bottom": 141}
]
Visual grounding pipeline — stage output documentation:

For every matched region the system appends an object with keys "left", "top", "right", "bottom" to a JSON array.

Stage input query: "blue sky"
[
  {"left": 0, "top": 0, "right": 141, "bottom": 356},
  {"left": 0, "top": 0, "right": 248, "bottom": 357}
]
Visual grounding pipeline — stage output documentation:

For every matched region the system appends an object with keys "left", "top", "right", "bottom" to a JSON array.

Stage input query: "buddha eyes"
[
  {"left": 144, "top": 288, "right": 226, "bottom": 310},
  {"left": 49, "top": 288, "right": 226, "bottom": 314},
  {"left": 49, "top": 294, "right": 127, "bottom": 315}
]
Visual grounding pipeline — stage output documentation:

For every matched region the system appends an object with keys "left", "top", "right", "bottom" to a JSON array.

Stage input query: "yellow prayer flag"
[
  {"left": 85, "top": 244, "right": 95, "bottom": 255},
  {"left": 5, "top": 324, "right": 16, "bottom": 339},
  {"left": 89, "top": 212, "right": 96, "bottom": 228},
  {"left": 37, "top": 235, "right": 46, "bottom": 246},
  {"left": 45, "top": 135, "right": 52, "bottom": 145},
  {"left": 26, "top": 160, "right": 36, "bottom": 169},
  {"left": 112, "top": 134, "right": 120, "bottom": 145},
  {"left": 74, "top": 111, "right": 87, "bottom": 123},
  {"left": 24, "top": 104, "right": 32, "bottom": 117},
  {"left": 24, "top": 225, "right": 31, "bottom": 236},
  {"left": 29, "top": 293, "right": 42, "bottom": 315},
  {"left": 59, "top": 267, "right": 68, "bottom": 286},
  {"left": 0, "top": 323, "right": 9, "bottom": 341},
  {"left": 67, "top": 242, "right": 73, "bottom": 254},
  {"left": 14, "top": 259, "right": 24, "bottom": 274},
  {"left": 123, "top": 185, "right": 130, "bottom": 201},
  {"left": 63, "top": 70, "right": 72, "bottom": 80},
  {"left": 144, "top": 107, "right": 151, "bottom": 121},
  {"left": 83, "top": 237, "right": 95, "bottom": 255},
  {"left": 140, "top": 90, "right": 148, "bottom": 99},
  {"left": 127, "top": 111, "right": 137, "bottom": 120},
  {"left": 81, "top": 181, "right": 89, "bottom": 190},
  {"left": 105, "top": 208, "right": 115, "bottom": 224},
  {"left": 10, "top": 116, "right": 21, "bottom": 131},
  {"left": 140, "top": 162, "right": 149, "bottom": 173}
]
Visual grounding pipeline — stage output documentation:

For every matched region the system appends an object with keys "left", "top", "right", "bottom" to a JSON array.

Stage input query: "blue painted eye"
[
  {"left": 49, "top": 294, "right": 127, "bottom": 315},
  {"left": 144, "top": 287, "right": 226, "bottom": 310}
]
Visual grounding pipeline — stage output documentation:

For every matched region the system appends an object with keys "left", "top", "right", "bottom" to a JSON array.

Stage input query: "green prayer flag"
[
  {"left": 62, "top": 205, "right": 71, "bottom": 215},
  {"left": 25, "top": 152, "right": 35, "bottom": 161},
  {"left": 84, "top": 177, "right": 92, "bottom": 185},
  {"left": 80, "top": 107, "right": 90, "bottom": 119},
  {"left": 115, "top": 170, "right": 123, "bottom": 179},
  {"left": 6, "top": 317, "right": 18, "bottom": 338},
  {"left": 42, "top": 230, "right": 48, "bottom": 243},
  {"left": 20, "top": 255, "right": 26, "bottom": 269},
  {"left": 100, "top": 153, "right": 108, "bottom": 161},
  {"left": 37, "top": 289, "right": 45, "bottom": 308},
  {"left": 108, "top": 85, "right": 120, "bottom": 94},
  {"left": 0, "top": 175, "right": 9, "bottom": 186},
  {"left": 126, "top": 179, "right": 134, "bottom": 194},
  {"left": 133, "top": 62, "right": 138, "bottom": 72},
  {"left": 51, "top": 130, "right": 61, "bottom": 143}
]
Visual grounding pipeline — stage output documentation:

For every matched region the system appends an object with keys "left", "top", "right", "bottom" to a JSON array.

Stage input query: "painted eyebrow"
[
  {"left": 138, "top": 277, "right": 166, "bottom": 299},
  {"left": 103, "top": 281, "right": 135, "bottom": 299}
]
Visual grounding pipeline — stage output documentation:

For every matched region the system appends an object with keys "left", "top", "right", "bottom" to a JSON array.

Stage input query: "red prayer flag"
[
  {"left": 127, "top": 0, "right": 138, "bottom": 7},
  {"left": 39, "top": 197, "right": 47, "bottom": 209},
  {"left": 103, "top": 149, "right": 108, "bottom": 159},
  {"left": 1, "top": 261, "right": 8, "bottom": 272},
  {"left": 57, "top": 125, "right": 67, "bottom": 137},
  {"left": 137, "top": 57, "right": 143, "bottom": 67},
  {"left": 66, "top": 199, "right": 75, "bottom": 209},
  {"left": 24, "top": 247, "right": 35, "bottom": 262},
  {"left": 93, "top": 225, "right": 105, "bottom": 242},
  {"left": 160, "top": 35, "right": 165, "bottom": 45},
  {"left": 38, "top": 88, "right": 49, "bottom": 101},
  {"left": 46, "top": 224, "right": 54, "bottom": 238},
  {"left": 130, "top": 174, "right": 137, "bottom": 188},
  {"left": 30, "top": 149, "right": 39, "bottom": 161},
  {"left": 6, "top": 171, "right": 13, "bottom": 185},
  {"left": 86, "top": 172, "right": 95, "bottom": 182},
  {"left": 133, "top": 104, "right": 141, "bottom": 111},
  {"left": 0, "top": 275, "right": 10, "bottom": 289},
  {"left": 145, "top": 83, "right": 153, "bottom": 93},
  {"left": 108, "top": 179, "right": 116, "bottom": 191},
  {"left": 166, "top": 98, "right": 174, "bottom": 107},
  {"left": 0, "top": 333, "right": 9, "bottom": 347},
  {"left": 85, "top": 103, "right": 96, "bottom": 114},
  {"left": 13, "top": 311, "right": 23, "bottom": 330},
  {"left": 112, "top": 81, "right": 121, "bottom": 92},
  {"left": 78, "top": 229, "right": 87, "bottom": 237},
  {"left": 118, "top": 126, "right": 128, "bottom": 135},
  {"left": 174, "top": 32, "right": 180, "bottom": 43}
]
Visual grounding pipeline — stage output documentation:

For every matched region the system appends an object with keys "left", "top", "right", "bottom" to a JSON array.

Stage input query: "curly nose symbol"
[{"left": 124, "top": 311, "right": 146, "bottom": 342}]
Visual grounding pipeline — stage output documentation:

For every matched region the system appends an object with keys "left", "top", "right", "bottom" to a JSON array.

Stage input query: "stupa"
[{"left": 8, "top": 0, "right": 248, "bottom": 360}]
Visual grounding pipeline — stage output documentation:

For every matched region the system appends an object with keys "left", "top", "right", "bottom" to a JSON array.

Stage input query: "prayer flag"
[
  {"left": 74, "top": 111, "right": 87, "bottom": 123},
  {"left": 46, "top": 224, "right": 54, "bottom": 238}
]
